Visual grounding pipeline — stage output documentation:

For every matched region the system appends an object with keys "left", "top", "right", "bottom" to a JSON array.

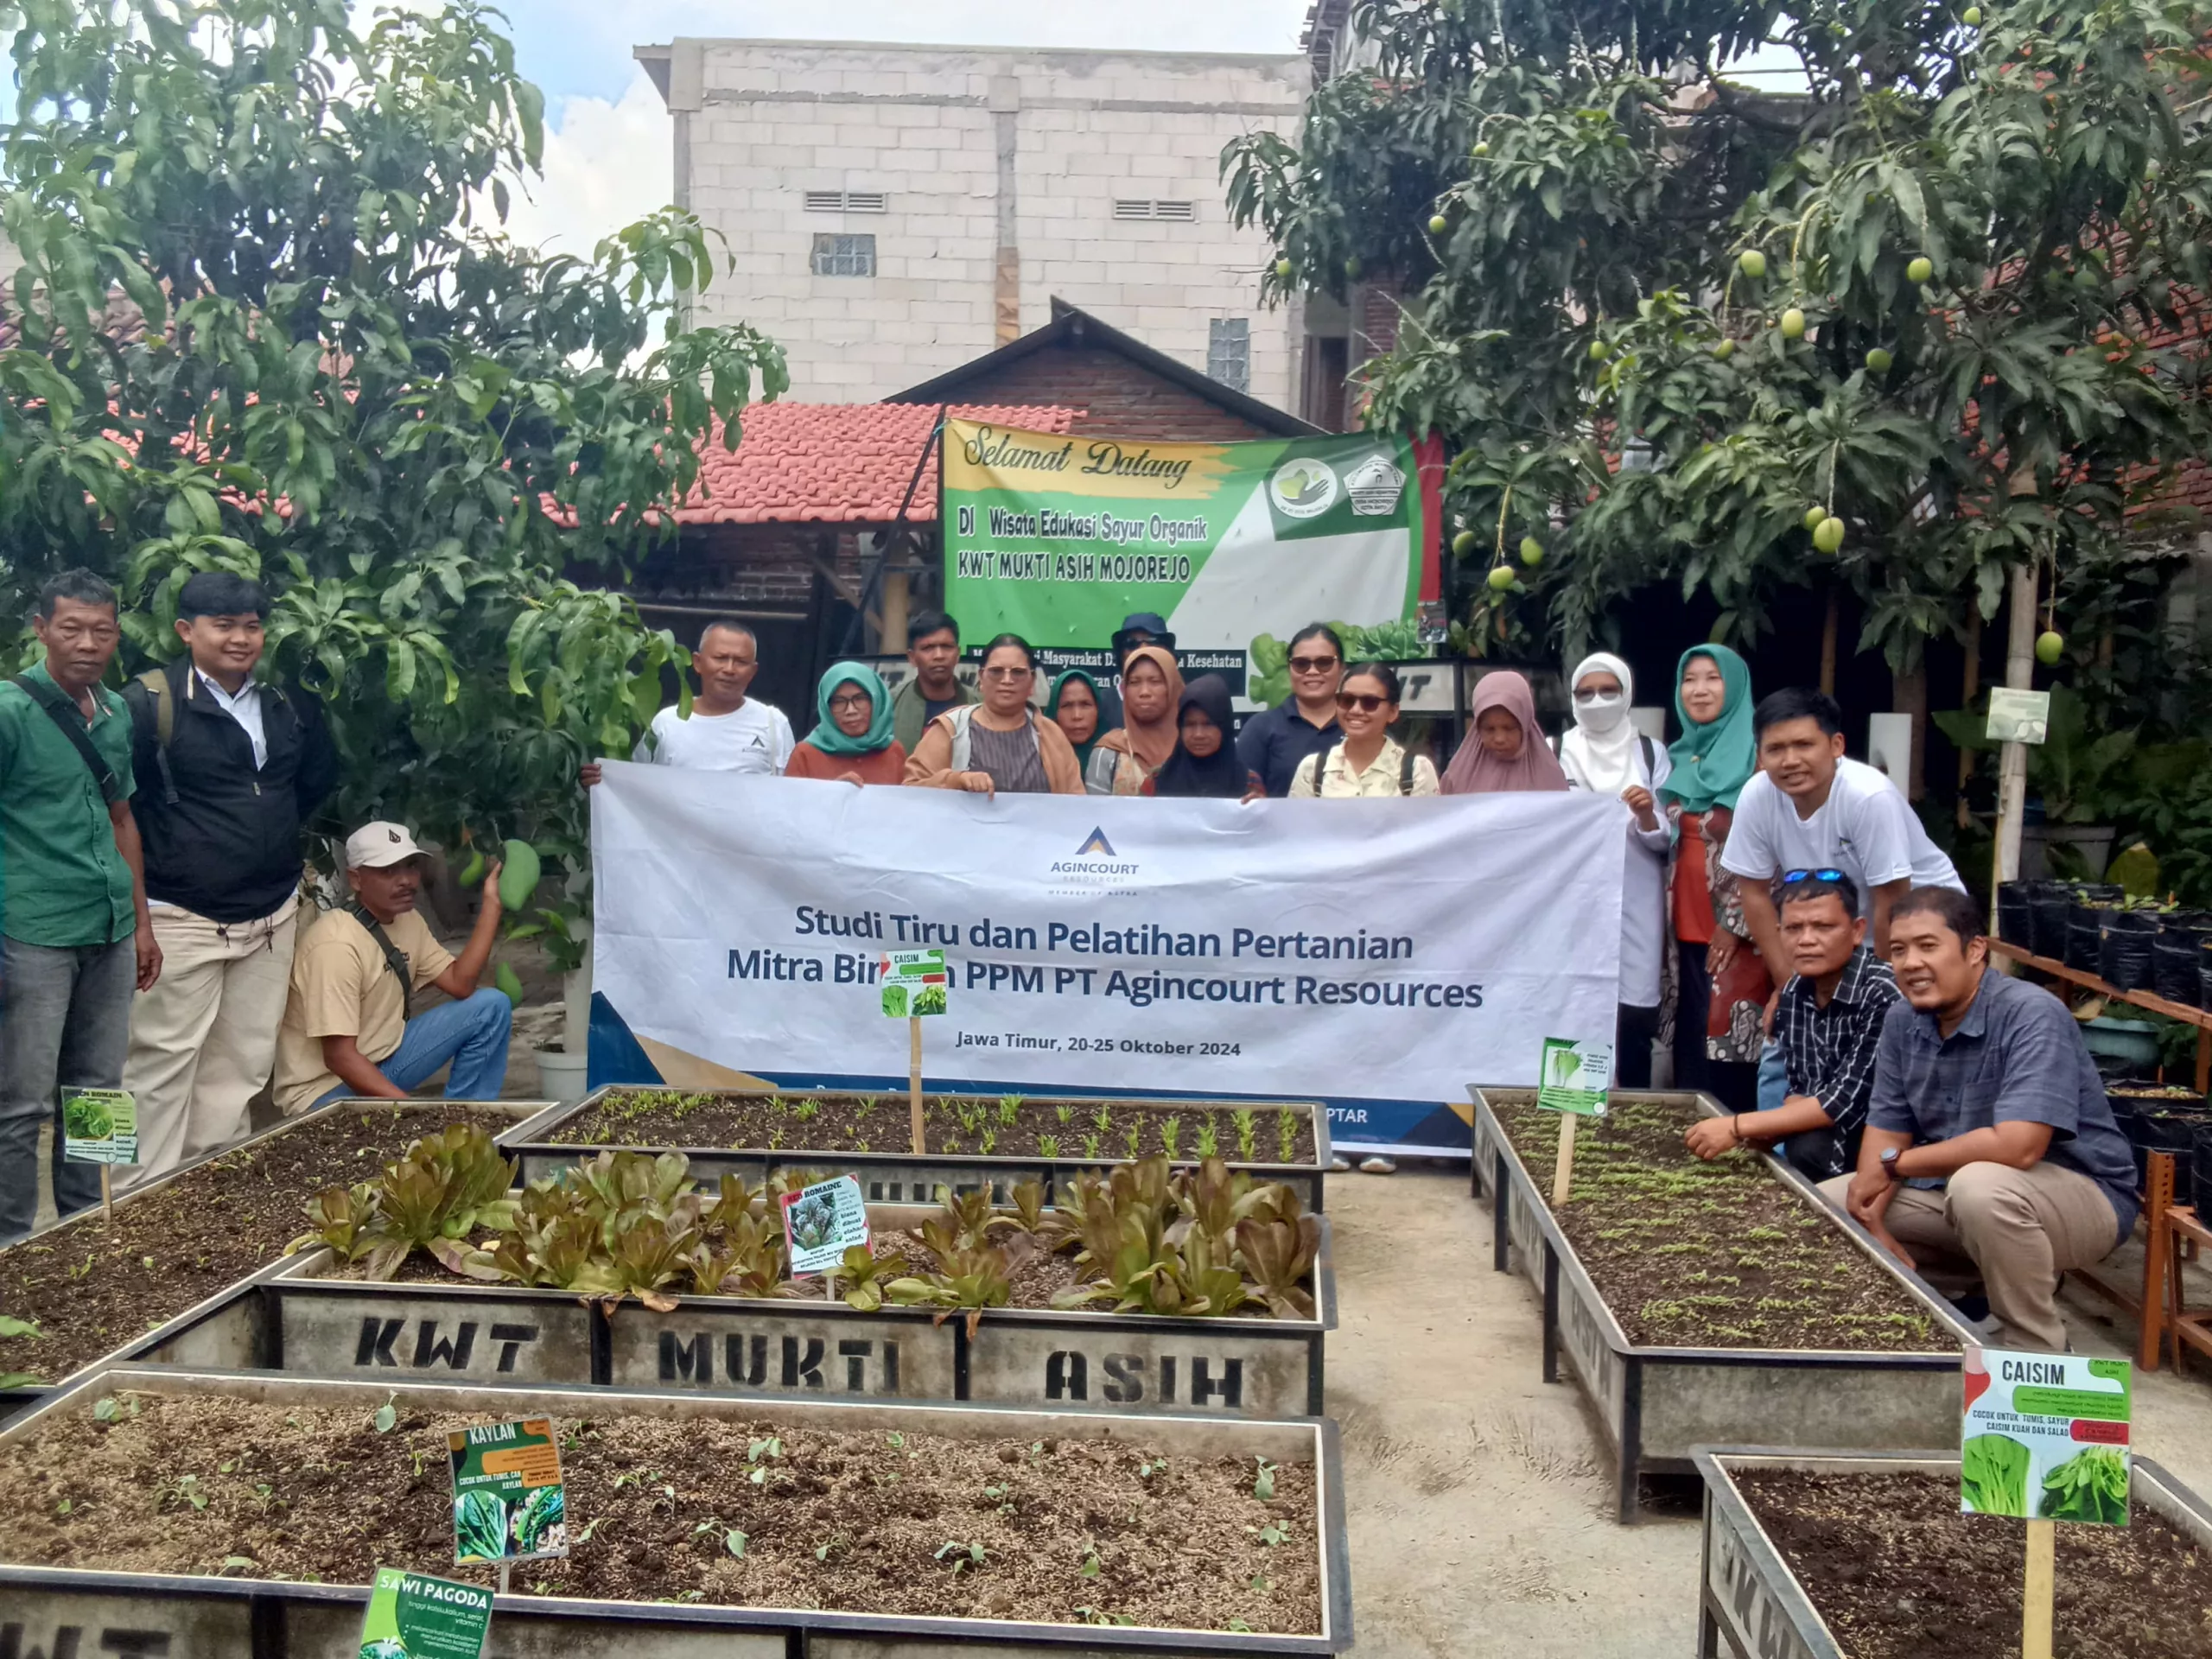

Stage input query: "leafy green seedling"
[
  {"left": 372, "top": 1395, "right": 398, "bottom": 1433},
  {"left": 1252, "top": 1458, "right": 1278, "bottom": 1500},
  {"left": 936, "top": 1540, "right": 986, "bottom": 1574},
  {"left": 1160, "top": 1117, "right": 1182, "bottom": 1159},
  {"left": 1037, "top": 1134, "right": 1059, "bottom": 1159},
  {"left": 1055, "top": 1103, "right": 1073, "bottom": 1125},
  {"left": 1233, "top": 1109, "right": 1258, "bottom": 1162},
  {"left": 886, "top": 1432, "right": 906, "bottom": 1448},
  {"left": 1081, "top": 1544, "right": 1103, "bottom": 1577},
  {"left": 1196, "top": 1121, "right": 1220, "bottom": 1158},
  {"left": 1249, "top": 1522, "right": 1290, "bottom": 1546},
  {"left": 1076, "top": 1606, "right": 1135, "bottom": 1627}
]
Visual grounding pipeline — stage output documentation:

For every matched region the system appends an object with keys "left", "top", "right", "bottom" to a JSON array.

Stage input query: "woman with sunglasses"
[
  {"left": 785, "top": 661, "right": 908, "bottom": 786},
  {"left": 1559, "top": 652, "right": 1673, "bottom": 1088},
  {"left": 1236, "top": 623, "right": 1345, "bottom": 797},
  {"left": 1287, "top": 663, "right": 1438, "bottom": 798},
  {"left": 904, "top": 633, "right": 1084, "bottom": 796},
  {"left": 1086, "top": 645, "right": 1183, "bottom": 796},
  {"left": 1657, "top": 644, "right": 1768, "bottom": 1113}
]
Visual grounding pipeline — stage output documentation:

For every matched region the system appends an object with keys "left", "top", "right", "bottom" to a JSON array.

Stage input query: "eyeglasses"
[
  {"left": 829, "top": 692, "right": 872, "bottom": 711},
  {"left": 1572, "top": 685, "right": 1624, "bottom": 703},
  {"left": 1780, "top": 868, "right": 1849, "bottom": 887},
  {"left": 1334, "top": 691, "right": 1389, "bottom": 713},
  {"left": 981, "top": 664, "right": 1032, "bottom": 681},
  {"left": 1290, "top": 655, "right": 1341, "bottom": 674}
]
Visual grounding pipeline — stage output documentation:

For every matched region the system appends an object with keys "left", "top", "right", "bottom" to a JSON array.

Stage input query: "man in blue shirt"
[{"left": 1823, "top": 886, "right": 2137, "bottom": 1351}]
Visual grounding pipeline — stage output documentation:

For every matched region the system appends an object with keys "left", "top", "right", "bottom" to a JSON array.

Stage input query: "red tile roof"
[{"left": 675, "top": 402, "right": 1082, "bottom": 525}]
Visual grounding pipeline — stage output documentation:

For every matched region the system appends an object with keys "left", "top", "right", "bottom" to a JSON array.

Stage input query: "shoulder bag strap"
[
  {"left": 348, "top": 904, "right": 414, "bottom": 1022},
  {"left": 133, "top": 667, "right": 181, "bottom": 804},
  {"left": 1639, "top": 733, "right": 1656, "bottom": 778},
  {"left": 12, "top": 675, "right": 119, "bottom": 798},
  {"left": 1399, "top": 743, "right": 1416, "bottom": 797}
]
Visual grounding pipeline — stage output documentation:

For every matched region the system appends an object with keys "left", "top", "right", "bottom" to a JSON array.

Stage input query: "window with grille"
[
  {"left": 810, "top": 233, "right": 877, "bottom": 277},
  {"left": 804, "top": 190, "right": 887, "bottom": 213},
  {"left": 1113, "top": 199, "right": 1197, "bottom": 221},
  {"left": 1207, "top": 317, "right": 1251, "bottom": 393}
]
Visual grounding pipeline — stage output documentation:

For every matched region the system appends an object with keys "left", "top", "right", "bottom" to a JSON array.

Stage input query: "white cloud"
[{"left": 493, "top": 73, "right": 674, "bottom": 257}]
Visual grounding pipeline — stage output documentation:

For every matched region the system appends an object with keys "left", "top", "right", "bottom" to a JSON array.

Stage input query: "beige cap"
[{"left": 344, "top": 821, "right": 428, "bottom": 869}]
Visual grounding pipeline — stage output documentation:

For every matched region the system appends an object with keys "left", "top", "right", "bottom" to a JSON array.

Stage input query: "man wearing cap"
[{"left": 272, "top": 824, "right": 512, "bottom": 1111}]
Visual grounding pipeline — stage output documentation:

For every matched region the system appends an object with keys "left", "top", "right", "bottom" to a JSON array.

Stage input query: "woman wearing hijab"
[
  {"left": 1045, "top": 670, "right": 1103, "bottom": 776},
  {"left": 905, "top": 633, "right": 1084, "bottom": 795},
  {"left": 1146, "top": 676, "right": 1262, "bottom": 799},
  {"left": 1656, "top": 645, "right": 1769, "bottom": 1112},
  {"left": 1560, "top": 652, "right": 1673, "bottom": 1089},
  {"left": 785, "top": 662, "right": 906, "bottom": 785},
  {"left": 1087, "top": 645, "right": 1182, "bottom": 795},
  {"left": 1440, "top": 671, "right": 1570, "bottom": 794}
]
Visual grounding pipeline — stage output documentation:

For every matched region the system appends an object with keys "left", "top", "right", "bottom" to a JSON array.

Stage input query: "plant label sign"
[
  {"left": 1961, "top": 1347, "right": 2131, "bottom": 1524},
  {"left": 880, "top": 948, "right": 950, "bottom": 1018},
  {"left": 358, "top": 1565, "right": 493, "bottom": 1659},
  {"left": 1986, "top": 687, "right": 2051, "bottom": 745},
  {"left": 449, "top": 1417, "right": 569, "bottom": 1564},
  {"left": 1535, "top": 1039, "right": 1611, "bottom": 1116},
  {"left": 781, "top": 1173, "right": 870, "bottom": 1275},
  {"left": 60, "top": 1087, "right": 137, "bottom": 1164}
]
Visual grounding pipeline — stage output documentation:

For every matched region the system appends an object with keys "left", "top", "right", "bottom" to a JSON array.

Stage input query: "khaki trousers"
[
  {"left": 1821, "top": 1161, "right": 2125, "bottom": 1351},
  {"left": 123, "top": 900, "right": 297, "bottom": 1177}
]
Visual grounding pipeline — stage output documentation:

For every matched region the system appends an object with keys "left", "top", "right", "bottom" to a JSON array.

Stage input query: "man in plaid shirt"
[{"left": 1684, "top": 868, "right": 1899, "bottom": 1179}]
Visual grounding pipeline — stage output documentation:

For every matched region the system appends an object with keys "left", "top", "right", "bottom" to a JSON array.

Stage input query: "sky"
[{"left": 491, "top": 0, "right": 1317, "bottom": 253}]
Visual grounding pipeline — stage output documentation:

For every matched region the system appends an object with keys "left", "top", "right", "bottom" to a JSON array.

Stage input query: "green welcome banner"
[{"left": 942, "top": 420, "right": 1438, "bottom": 697}]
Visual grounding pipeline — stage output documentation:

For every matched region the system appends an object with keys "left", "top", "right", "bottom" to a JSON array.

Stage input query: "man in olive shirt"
[{"left": 0, "top": 569, "right": 162, "bottom": 1241}]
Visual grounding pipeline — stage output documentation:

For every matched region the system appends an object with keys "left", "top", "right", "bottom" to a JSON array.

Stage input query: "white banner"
[{"left": 590, "top": 766, "right": 1625, "bottom": 1152}]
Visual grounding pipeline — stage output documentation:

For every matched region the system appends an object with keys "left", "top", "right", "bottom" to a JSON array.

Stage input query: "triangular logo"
[{"left": 1075, "top": 827, "right": 1116, "bottom": 857}]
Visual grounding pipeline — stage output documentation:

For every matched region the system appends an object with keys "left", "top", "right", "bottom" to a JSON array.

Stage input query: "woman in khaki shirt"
[{"left": 1286, "top": 663, "right": 1440, "bottom": 799}]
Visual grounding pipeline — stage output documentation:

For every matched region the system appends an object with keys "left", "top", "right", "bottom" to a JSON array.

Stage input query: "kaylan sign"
[{"left": 942, "top": 420, "right": 1439, "bottom": 692}]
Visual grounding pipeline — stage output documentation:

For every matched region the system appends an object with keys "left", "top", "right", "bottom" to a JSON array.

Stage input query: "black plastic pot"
[
  {"left": 2100, "top": 912, "right": 2159, "bottom": 992},
  {"left": 1996, "top": 882, "right": 2040, "bottom": 950},
  {"left": 2029, "top": 887, "right": 2075, "bottom": 959},
  {"left": 2068, "top": 906, "right": 2119, "bottom": 973},
  {"left": 2202, "top": 936, "right": 2212, "bottom": 1013},
  {"left": 2153, "top": 935, "right": 2206, "bottom": 1008},
  {"left": 2195, "top": 1123, "right": 2212, "bottom": 1216}
]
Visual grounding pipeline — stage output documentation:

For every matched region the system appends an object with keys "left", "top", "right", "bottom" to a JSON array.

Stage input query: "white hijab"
[{"left": 1560, "top": 652, "right": 1639, "bottom": 795}]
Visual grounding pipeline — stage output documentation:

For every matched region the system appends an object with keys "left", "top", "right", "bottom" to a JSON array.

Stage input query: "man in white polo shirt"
[
  {"left": 579, "top": 618, "right": 793, "bottom": 786},
  {"left": 1722, "top": 687, "right": 1965, "bottom": 978}
]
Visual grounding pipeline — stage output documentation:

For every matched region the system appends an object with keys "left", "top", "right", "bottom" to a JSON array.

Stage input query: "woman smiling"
[
  {"left": 785, "top": 662, "right": 906, "bottom": 786},
  {"left": 904, "top": 633, "right": 1084, "bottom": 796}
]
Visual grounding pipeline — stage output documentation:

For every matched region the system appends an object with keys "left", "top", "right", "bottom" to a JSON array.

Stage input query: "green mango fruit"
[
  {"left": 1907, "top": 256, "right": 1934, "bottom": 283},
  {"left": 1738, "top": 250, "right": 1767, "bottom": 279},
  {"left": 494, "top": 961, "right": 525, "bottom": 1007},
  {"left": 498, "top": 839, "right": 542, "bottom": 911},
  {"left": 1486, "top": 565, "right": 1516, "bottom": 593},
  {"left": 457, "top": 849, "right": 485, "bottom": 887}
]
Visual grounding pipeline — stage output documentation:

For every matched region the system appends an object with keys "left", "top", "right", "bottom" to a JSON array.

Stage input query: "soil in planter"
[
  {"left": 1494, "top": 1099, "right": 1948, "bottom": 1352},
  {"left": 0, "top": 1108, "right": 517, "bottom": 1385},
  {"left": 1737, "top": 1470, "right": 2212, "bottom": 1659},
  {"left": 548, "top": 1089, "right": 1319, "bottom": 1165},
  {"left": 0, "top": 1389, "right": 1322, "bottom": 1634}
]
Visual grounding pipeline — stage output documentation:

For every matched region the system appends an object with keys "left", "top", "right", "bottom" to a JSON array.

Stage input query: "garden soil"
[
  {"left": 1495, "top": 1099, "right": 1949, "bottom": 1351},
  {"left": 0, "top": 1108, "right": 516, "bottom": 1383},
  {"left": 0, "top": 1391, "right": 1320, "bottom": 1635},
  {"left": 550, "top": 1090, "right": 1319, "bottom": 1164},
  {"left": 1738, "top": 1470, "right": 2212, "bottom": 1659}
]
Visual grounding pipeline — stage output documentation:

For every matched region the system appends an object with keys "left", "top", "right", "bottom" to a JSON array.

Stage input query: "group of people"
[{"left": 0, "top": 569, "right": 518, "bottom": 1243}]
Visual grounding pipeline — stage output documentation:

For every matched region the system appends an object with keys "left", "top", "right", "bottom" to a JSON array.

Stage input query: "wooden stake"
[
  {"left": 498, "top": 1560, "right": 512, "bottom": 1598},
  {"left": 100, "top": 1164, "right": 113, "bottom": 1227},
  {"left": 1552, "top": 1113, "right": 1579, "bottom": 1207},
  {"left": 2022, "top": 1518, "right": 2056, "bottom": 1659},
  {"left": 907, "top": 1016, "right": 925, "bottom": 1154}
]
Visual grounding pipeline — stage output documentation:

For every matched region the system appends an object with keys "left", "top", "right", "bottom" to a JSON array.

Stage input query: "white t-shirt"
[
  {"left": 1720, "top": 756, "right": 1964, "bottom": 895},
  {"left": 633, "top": 699, "right": 794, "bottom": 775}
]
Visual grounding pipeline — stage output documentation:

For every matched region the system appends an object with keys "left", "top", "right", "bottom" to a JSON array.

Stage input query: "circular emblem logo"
[{"left": 1268, "top": 457, "right": 1340, "bottom": 519}]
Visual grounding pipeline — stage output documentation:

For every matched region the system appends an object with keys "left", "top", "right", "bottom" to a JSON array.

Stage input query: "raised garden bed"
[
  {"left": 506, "top": 1087, "right": 1332, "bottom": 1211},
  {"left": 1468, "top": 1087, "right": 1971, "bottom": 1522},
  {"left": 0, "top": 1101, "right": 538, "bottom": 1421},
  {"left": 245, "top": 1141, "right": 1332, "bottom": 1416},
  {"left": 0, "top": 1367, "right": 1351, "bottom": 1656},
  {"left": 1694, "top": 1447, "right": 2212, "bottom": 1659}
]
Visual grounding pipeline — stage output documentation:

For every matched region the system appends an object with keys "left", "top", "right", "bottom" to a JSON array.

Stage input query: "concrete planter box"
[
  {"left": 196, "top": 1200, "right": 1334, "bottom": 1417},
  {"left": 1467, "top": 1087, "right": 1974, "bottom": 1522},
  {"left": 1693, "top": 1447, "right": 2211, "bottom": 1659},
  {"left": 504, "top": 1089, "right": 1332, "bottom": 1213},
  {"left": 0, "top": 1366, "right": 1353, "bottom": 1657},
  {"left": 0, "top": 1099, "right": 550, "bottom": 1427}
]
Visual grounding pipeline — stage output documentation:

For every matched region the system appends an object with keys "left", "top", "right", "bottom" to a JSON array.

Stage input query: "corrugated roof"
[{"left": 675, "top": 401, "right": 1082, "bottom": 525}]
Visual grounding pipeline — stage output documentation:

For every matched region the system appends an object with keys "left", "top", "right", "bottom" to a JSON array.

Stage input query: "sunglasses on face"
[
  {"left": 980, "top": 665, "right": 1032, "bottom": 680},
  {"left": 1335, "top": 691, "right": 1389, "bottom": 713},
  {"left": 1573, "top": 685, "right": 1624, "bottom": 702},
  {"left": 1290, "top": 655, "right": 1341, "bottom": 674}
]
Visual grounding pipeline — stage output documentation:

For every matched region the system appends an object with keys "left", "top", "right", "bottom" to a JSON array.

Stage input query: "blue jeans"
[
  {"left": 0, "top": 937, "right": 134, "bottom": 1243},
  {"left": 312, "top": 988, "right": 512, "bottom": 1109}
]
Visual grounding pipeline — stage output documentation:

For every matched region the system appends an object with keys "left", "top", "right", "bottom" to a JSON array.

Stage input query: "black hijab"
[{"left": 1151, "top": 676, "right": 1249, "bottom": 798}]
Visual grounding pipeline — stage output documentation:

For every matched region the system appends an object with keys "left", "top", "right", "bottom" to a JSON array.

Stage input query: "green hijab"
[
  {"left": 1045, "top": 669, "right": 1104, "bottom": 772},
  {"left": 804, "top": 662, "right": 896, "bottom": 757},
  {"left": 1661, "top": 644, "right": 1757, "bottom": 812}
]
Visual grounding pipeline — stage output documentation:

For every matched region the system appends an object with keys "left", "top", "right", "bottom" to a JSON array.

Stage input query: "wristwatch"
[{"left": 1878, "top": 1146, "right": 1904, "bottom": 1182}]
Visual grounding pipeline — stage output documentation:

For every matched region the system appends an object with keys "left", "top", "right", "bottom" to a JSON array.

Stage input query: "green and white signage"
[
  {"left": 942, "top": 419, "right": 1436, "bottom": 695},
  {"left": 1961, "top": 1348, "right": 2131, "bottom": 1524},
  {"left": 880, "top": 948, "right": 949, "bottom": 1018},
  {"left": 448, "top": 1418, "right": 569, "bottom": 1564},
  {"left": 358, "top": 1566, "right": 493, "bottom": 1659},
  {"left": 60, "top": 1087, "right": 137, "bottom": 1164},
  {"left": 1535, "top": 1038, "right": 1611, "bottom": 1116}
]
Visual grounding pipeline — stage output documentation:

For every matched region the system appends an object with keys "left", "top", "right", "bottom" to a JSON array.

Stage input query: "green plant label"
[
  {"left": 880, "top": 949, "right": 950, "bottom": 1017},
  {"left": 1985, "top": 687, "right": 2050, "bottom": 745},
  {"left": 448, "top": 1417, "right": 569, "bottom": 1563},
  {"left": 1535, "top": 1039, "right": 1611, "bottom": 1116},
  {"left": 60, "top": 1087, "right": 137, "bottom": 1164},
  {"left": 358, "top": 1565, "right": 493, "bottom": 1659},
  {"left": 1961, "top": 1348, "right": 2130, "bottom": 1524},
  {"left": 780, "top": 1173, "right": 870, "bottom": 1275}
]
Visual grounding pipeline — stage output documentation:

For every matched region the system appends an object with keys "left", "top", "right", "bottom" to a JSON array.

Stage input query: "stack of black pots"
[
  {"left": 2107, "top": 1083, "right": 2210, "bottom": 1206},
  {"left": 2147, "top": 911, "right": 2212, "bottom": 1009},
  {"left": 2064, "top": 885, "right": 2126, "bottom": 974}
]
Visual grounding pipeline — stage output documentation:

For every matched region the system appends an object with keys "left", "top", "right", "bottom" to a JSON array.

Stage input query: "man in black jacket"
[{"left": 121, "top": 571, "right": 338, "bottom": 1174}]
